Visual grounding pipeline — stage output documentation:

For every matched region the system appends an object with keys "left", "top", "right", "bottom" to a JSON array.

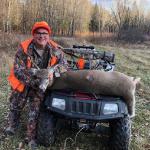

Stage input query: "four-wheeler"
[{"left": 37, "top": 45, "right": 131, "bottom": 150}]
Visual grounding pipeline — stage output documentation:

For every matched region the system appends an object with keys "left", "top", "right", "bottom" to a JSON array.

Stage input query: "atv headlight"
[
  {"left": 52, "top": 98, "right": 66, "bottom": 110},
  {"left": 103, "top": 103, "right": 118, "bottom": 115}
]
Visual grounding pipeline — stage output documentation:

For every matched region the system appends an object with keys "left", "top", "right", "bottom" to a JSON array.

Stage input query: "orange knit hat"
[{"left": 31, "top": 21, "right": 51, "bottom": 35}]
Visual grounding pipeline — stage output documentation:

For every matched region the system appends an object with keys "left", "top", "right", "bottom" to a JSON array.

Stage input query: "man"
[{"left": 6, "top": 21, "right": 67, "bottom": 148}]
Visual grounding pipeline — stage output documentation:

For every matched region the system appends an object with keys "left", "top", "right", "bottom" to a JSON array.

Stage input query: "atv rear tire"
[
  {"left": 109, "top": 116, "right": 131, "bottom": 150},
  {"left": 37, "top": 112, "right": 56, "bottom": 147}
]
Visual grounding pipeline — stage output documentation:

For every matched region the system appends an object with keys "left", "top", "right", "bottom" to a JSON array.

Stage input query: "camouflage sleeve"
[
  {"left": 54, "top": 48, "right": 69, "bottom": 73},
  {"left": 13, "top": 46, "right": 39, "bottom": 87}
]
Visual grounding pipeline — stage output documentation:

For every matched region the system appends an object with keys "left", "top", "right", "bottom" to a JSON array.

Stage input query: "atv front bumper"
[{"left": 45, "top": 91, "right": 128, "bottom": 121}]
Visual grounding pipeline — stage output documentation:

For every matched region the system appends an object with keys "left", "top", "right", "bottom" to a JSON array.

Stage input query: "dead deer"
[{"left": 50, "top": 70, "right": 140, "bottom": 117}]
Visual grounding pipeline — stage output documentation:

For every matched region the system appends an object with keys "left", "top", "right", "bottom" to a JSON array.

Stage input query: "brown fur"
[{"left": 50, "top": 70, "right": 140, "bottom": 117}]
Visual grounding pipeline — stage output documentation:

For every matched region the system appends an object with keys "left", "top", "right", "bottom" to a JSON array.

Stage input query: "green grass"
[
  {"left": 0, "top": 39, "right": 150, "bottom": 150},
  {"left": 96, "top": 44, "right": 150, "bottom": 150}
]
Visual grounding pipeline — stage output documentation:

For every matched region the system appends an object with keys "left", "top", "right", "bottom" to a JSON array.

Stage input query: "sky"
[
  {"left": 91, "top": 0, "right": 150, "bottom": 13},
  {"left": 91, "top": 0, "right": 113, "bottom": 10}
]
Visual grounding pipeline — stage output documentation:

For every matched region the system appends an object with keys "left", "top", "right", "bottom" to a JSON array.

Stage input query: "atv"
[{"left": 37, "top": 45, "right": 131, "bottom": 150}]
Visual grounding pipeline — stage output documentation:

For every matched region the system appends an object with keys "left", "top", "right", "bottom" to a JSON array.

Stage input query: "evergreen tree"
[{"left": 89, "top": 3, "right": 99, "bottom": 35}]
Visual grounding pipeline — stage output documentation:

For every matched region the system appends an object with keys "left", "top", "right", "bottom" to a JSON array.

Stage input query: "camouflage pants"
[
  {"left": 8, "top": 88, "right": 44, "bottom": 141},
  {"left": 8, "top": 90, "right": 27, "bottom": 128},
  {"left": 27, "top": 89, "right": 44, "bottom": 141}
]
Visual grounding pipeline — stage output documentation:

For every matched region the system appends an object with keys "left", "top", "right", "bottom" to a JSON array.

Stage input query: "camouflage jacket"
[{"left": 13, "top": 40, "right": 68, "bottom": 89}]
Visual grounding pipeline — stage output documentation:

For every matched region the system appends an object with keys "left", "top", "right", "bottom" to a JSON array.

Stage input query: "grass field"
[{"left": 0, "top": 35, "right": 149, "bottom": 150}]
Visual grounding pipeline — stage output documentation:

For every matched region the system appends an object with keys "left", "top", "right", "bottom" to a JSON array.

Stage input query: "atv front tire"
[
  {"left": 109, "top": 115, "right": 131, "bottom": 150},
  {"left": 37, "top": 112, "right": 56, "bottom": 147}
]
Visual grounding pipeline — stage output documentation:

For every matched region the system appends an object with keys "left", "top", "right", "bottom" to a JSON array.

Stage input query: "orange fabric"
[
  {"left": 21, "top": 38, "right": 32, "bottom": 68},
  {"left": 48, "top": 40, "right": 59, "bottom": 66},
  {"left": 20, "top": 38, "right": 33, "bottom": 53},
  {"left": 8, "top": 68, "right": 25, "bottom": 92},
  {"left": 76, "top": 58, "right": 85, "bottom": 70},
  {"left": 8, "top": 39, "right": 33, "bottom": 92},
  {"left": 48, "top": 40, "right": 58, "bottom": 49},
  {"left": 50, "top": 56, "right": 57, "bottom": 66},
  {"left": 27, "top": 57, "right": 32, "bottom": 68},
  {"left": 32, "top": 21, "right": 51, "bottom": 35}
]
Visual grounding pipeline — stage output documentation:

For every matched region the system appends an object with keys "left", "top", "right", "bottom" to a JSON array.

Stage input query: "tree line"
[{"left": 0, "top": 0, "right": 150, "bottom": 42}]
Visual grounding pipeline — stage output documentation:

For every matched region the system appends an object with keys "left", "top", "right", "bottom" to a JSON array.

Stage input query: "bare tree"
[{"left": 0, "top": 0, "right": 149, "bottom": 42}]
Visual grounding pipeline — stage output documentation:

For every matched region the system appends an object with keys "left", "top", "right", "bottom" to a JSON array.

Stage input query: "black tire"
[
  {"left": 37, "top": 112, "right": 56, "bottom": 147},
  {"left": 109, "top": 116, "right": 131, "bottom": 150}
]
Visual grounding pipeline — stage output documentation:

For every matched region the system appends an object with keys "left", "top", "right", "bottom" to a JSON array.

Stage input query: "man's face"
[{"left": 33, "top": 28, "right": 50, "bottom": 48}]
